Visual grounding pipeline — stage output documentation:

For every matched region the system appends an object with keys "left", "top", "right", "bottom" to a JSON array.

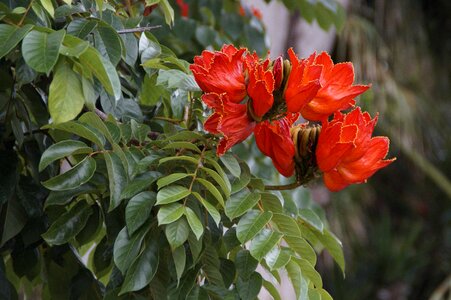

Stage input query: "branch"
[
  {"left": 264, "top": 181, "right": 303, "bottom": 191},
  {"left": 117, "top": 25, "right": 162, "bottom": 34}
]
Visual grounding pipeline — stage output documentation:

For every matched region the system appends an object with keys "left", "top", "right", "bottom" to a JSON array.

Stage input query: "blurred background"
[{"left": 244, "top": 0, "right": 451, "bottom": 299}]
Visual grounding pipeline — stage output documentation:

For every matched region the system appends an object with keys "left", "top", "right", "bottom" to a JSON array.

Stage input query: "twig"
[
  {"left": 94, "top": 108, "right": 108, "bottom": 121},
  {"left": 264, "top": 180, "right": 304, "bottom": 191},
  {"left": 18, "top": 0, "right": 34, "bottom": 26},
  {"left": 116, "top": 25, "right": 162, "bottom": 34}
]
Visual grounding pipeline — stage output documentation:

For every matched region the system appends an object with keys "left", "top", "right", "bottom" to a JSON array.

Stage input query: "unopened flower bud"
[
  {"left": 290, "top": 124, "right": 321, "bottom": 180},
  {"left": 272, "top": 56, "right": 284, "bottom": 91}
]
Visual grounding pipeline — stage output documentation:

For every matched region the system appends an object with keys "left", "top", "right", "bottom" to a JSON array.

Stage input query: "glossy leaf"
[
  {"left": 119, "top": 237, "right": 159, "bottom": 294},
  {"left": 231, "top": 163, "right": 251, "bottom": 194},
  {"left": 260, "top": 193, "right": 283, "bottom": 213},
  {"left": 284, "top": 235, "right": 317, "bottom": 266},
  {"left": 201, "top": 167, "right": 231, "bottom": 198},
  {"left": 192, "top": 192, "right": 220, "bottom": 226},
  {"left": 236, "top": 210, "right": 273, "bottom": 243},
  {"left": 157, "top": 203, "right": 184, "bottom": 225},
  {"left": 39, "top": 140, "right": 92, "bottom": 171},
  {"left": 104, "top": 152, "right": 128, "bottom": 211},
  {"left": 95, "top": 22, "right": 122, "bottom": 66},
  {"left": 265, "top": 247, "right": 291, "bottom": 271},
  {"left": 165, "top": 217, "right": 189, "bottom": 250},
  {"left": 184, "top": 207, "right": 203, "bottom": 240},
  {"left": 220, "top": 153, "right": 240, "bottom": 177},
  {"left": 298, "top": 209, "right": 324, "bottom": 233},
  {"left": 113, "top": 225, "right": 149, "bottom": 274},
  {"left": 42, "top": 156, "right": 96, "bottom": 191},
  {"left": 157, "top": 173, "right": 190, "bottom": 190},
  {"left": 196, "top": 178, "right": 224, "bottom": 207},
  {"left": 225, "top": 189, "right": 260, "bottom": 220},
  {"left": 159, "top": 155, "right": 199, "bottom": 165},
  {"left": 79, "top": 112, "right": 116, "bottom": 145},
  {"left": 162, "top": 141, "right": 201, "bottom": 153},
  {"left": 22, "top": 30, "right": 65, "bottom": 73},
  {"left": 286, "top": 259, "right": 309, "bottom": 300},
  {"left": 48, "top": 58, "right": 85, "bottom": 123},
  {"left": 314, "top": 228, "right": 345, "bottom": 274},
  {"left": 236, "top": 272, "right": 262, "bottom": 300},
  {"left": 120, "top": 171, "right": 161, "bottom": 199},
  {"left": 172, "top": 246, "right": 186, "bottom": 283},
  {"left": 0, "top": 24, "right": 33, "bottom": 59},
  {"left": 156, "top": 185, "right": 191, "bottom": 205},
  {"left": 59, "top": 34, "right": 89, "bottom": 58},
  {"left": 50, "top": 121, "right": 106, "bottom": 148},
  {"left": 79, "top": 46, "right": 121, "bottom": 100},
  {"left": 271, "top": 213, "right": 302, "bottom": 237},
  {"left": 293, "top": 257, "right": 323, "bottom": 289},
  {"left": 67, "top": 19, "right": 98, "bottom": 39},
  {"left": 262, "top": 280, "right": 281, "bottom": 300},
  {"left": 235, "top": 250, "right": 258, "bottom": 279},
  {"left": 126, "top": 191, "right": 156, "bottom": 235},
  {"left": 250, "top": 229, "right": 283, "bottom": 261},
  {"left": 41, "top": 201, "right": 92, "bottom": 245}
]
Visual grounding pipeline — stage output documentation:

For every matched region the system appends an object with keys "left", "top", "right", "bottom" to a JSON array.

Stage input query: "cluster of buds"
[{"left": 190, "top": 45, "right": 395, "bottom": 191}]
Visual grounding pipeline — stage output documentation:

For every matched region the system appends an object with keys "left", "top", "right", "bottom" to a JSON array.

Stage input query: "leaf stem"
[
  {"left": 18, "top": 0, "right": 34, "bottom": 26},
  {"left": 264, "top": 180, "right": 304, "bottom": 191},
  {"left": 116, "top": 26, "right": 162, "bottom": 34}
]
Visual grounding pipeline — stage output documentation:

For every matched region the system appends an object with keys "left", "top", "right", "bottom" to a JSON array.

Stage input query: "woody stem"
[{"left": 264, "top": 179, "right": 305, "bottom": 190}]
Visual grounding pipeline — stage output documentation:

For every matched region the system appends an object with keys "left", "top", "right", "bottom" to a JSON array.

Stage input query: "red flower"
[
  {"left": 247, "top": 58, "right": 275, "bottom": 118},
  {"left": 316, "top": 108, "right": 395, "bottom": 191},
  {"left": 284, "top": 49, "right": 323, "bottom": 114},
  {"left": 190, "top": 45, "right": 247, "bottom": 103},
  {"left": 254, "top": 114, "right": 299, "bottom": 177},
  {"left": 176, "top": 0, "right": 189, "bottom": 17},
  {"left": 300, "top": 52, "right": 370, "bottom": 121},
  {"left": 203, "top": 93, "right": 255, "bottom": 156},
  {"left": 251, "top": 6, "right": 263, "bottom": 20}
]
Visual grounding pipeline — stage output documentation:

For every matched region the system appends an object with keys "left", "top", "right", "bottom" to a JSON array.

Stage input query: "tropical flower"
[
  {"left": 190, "top": 45, "right": 247, "bottom": 103},
  {"left": 246, "top": 57, "right": 275, "bottom": 118},
  {"left": 316, "top": 108, "right": 395, "bottom": 191},
  {"left": 202, "top": 93, "right": 255, "bottom": 156},
  {"left": 299, "top": 52, "right": 370, "bottom": 121},
  {"left": 254, "top": 114, "right": 299, "bottom": 177},
  {"left": 284, "top": 49, "right": 322, "bottom": 114}
]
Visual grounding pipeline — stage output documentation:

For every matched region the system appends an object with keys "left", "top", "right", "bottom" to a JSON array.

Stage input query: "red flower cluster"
[{"left": 190, "top": 45, "right": 395, "bottom": 191}]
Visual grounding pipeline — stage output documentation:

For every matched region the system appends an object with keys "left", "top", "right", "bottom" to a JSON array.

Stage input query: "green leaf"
[
  {"left": 39, "top": 140, "right": 92, "bottom": 171},
  {"left": 250, "top": 229, "right": 283, "bottom": 261},
  {"left": 126, "top": 191, "right": 156, "bottom": 235},
  {"left": 104, "top": 152, "right": 128, "bottom": 211},
  {"left": 42, "top": 201, "right": 92, "bottom": 245},
  {"left": 172, "top": 246, "right": 186, "bottom": 284},
  {"left": 284, "top": 235, "right": 317, "bottom": 266},
  {"left": 286, "top": 259, "right": 309, "bottom": 300},
  {"left": 262, "top": 280, "right": 281, "bottom": 300},
  {"left": 163, "top": 141, "right": 201, "bottom": 153},
  {"left": 0, "top": 24, "right": 33, "bottom": 59},
  {"left": 220, "top": 154, "right": 240, "bottom": 177},
  {"left": 40, "top": 0, "right": 55, "bottom": 17},
  {"left": 225, "top": 189, "right": 260, "bottom": 220},
  {"left": 157, "top": 173, "right": 190, "bottom": 189},
  {"left": 236, "top": 210, "right": 273, "bottom": 243},
  {"left": 236, "top": 272, "right": 262, "bottom": 300},
  {"left": 235, "top": 250, "right": 258, "bottom": 279},
  {"left": 159, "top": 155, "right": 199, "bottom": 165},
  {"left": 196, "top": 178, "right": 224, "bottom": 207},
  {"left": 42, "top": 156, "right": 96, "bottom": 191},
  {"left": 231, "top": 163, "right": 251, "bottom": 194},
  {"left": 192, "top": 192, "right": 220, "bottom": 226},
  {"left": 50, "top": 121, "right": 106, "bottom": 148},
  {"left": 95, "top": 22, "right": 122, "bottom": 65},
  {"left": 184, "top": 207, "right": 203, "bottom": 240},
  {"left": 120, "top": 171, "right": 161, "bottom": 199},
  {"left": 293, "top": 257, "right": 322, "bottom": 289},
  {"left": 165, "top": 131, "right": 205, "bottom": 142},
  {"left": 202, "top": 167, "right": 231, "bottom": 198},
  {"left": 67, "top": 19, "right": 98, "bottom": 39},
  {"left": 265, "top": 248, "right": 291, "bottom": 271},
  {"left": 159, "top": 0, "right": 175, "bottom": 26},
  {"left": 260, "top": 193, "right": 283, "bottom": 213},
  {"left": 165, "top": 217, "right": 189, "bottom": 250},
  {"left": 157, "top": 203, "right": 184, "bottom": 225},
  {"left": 59, "top": 34, "right": 89, "bottom": 58},
  {"left": 204, "top": 157, "right": 231, "bottom": 191},
  {"left": 156, "top": 185, "right": 190, "bottom": 205},
  {"left": 119, "top": 237, "right": 159, "bottom": 294},
  {"left": 22, "top": 29, "right": 65, "bottom": 73},
  {"left": 79, "top": 46, "right": 121, "bottom": 100},
  {"left": 313, "top": 229, "right": 345, "bottom": 274},
  {"left": 48, "top": 58, "right": 85, "bottom": 123},
  {"left": 156, "top": 69, "right": 200, "bottom": 91},
  {"left": 113, "top": 225, "right": 149, "bottom": 274},
  {"left": 79, "top": 111, "right": 116, "bottom": 145},
  {"left": 271, "top": 213, "right": 302, "bottom": 237},
  {"left": 45, "top": 183, "right": 97, "bottom": 208},
  {"left": 298, "top": 209, "right": 324, "bottom": 233}
]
